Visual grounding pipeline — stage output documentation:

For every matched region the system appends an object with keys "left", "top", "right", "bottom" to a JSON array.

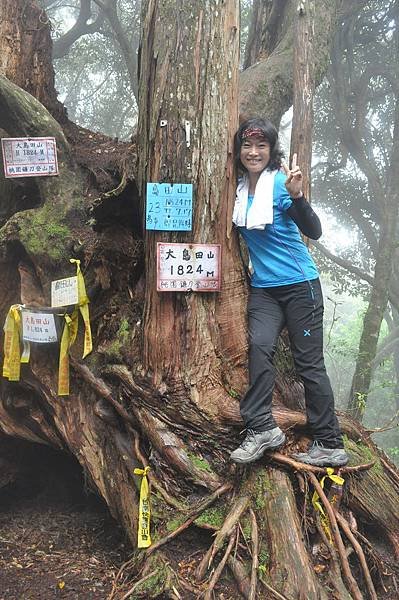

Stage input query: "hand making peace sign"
[{"left": 282, "top": 153, "right": 303, "bottom": 199}]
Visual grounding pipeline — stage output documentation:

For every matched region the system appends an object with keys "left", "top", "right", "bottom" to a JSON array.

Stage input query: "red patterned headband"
[{"left": 242, "top": 127, "right": 266, "bottom": 140}]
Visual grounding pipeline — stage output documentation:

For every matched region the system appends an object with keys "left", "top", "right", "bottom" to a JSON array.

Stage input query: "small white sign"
[
  {"left": 21, "top": 310, "right": 58, "bottom": 343},
  {"left": 157, "top": 242, "right": 221, "bottom": 292},
  {"left": 51, "top": 276, "right": 79, "bottom": 307},
  {"left": 1, "top": 137, "right": 59, "bottom": 178}
]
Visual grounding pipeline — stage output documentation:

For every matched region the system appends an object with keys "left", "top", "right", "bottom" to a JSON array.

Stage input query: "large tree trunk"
[
  {"left": 0, "top": 0, "right": 66, "bottom": 123},
  {"left": 239, "top": 0, "right": 368, "bottom": 126},
  {"left": 290, "top": 0, "right": 315, "bottom": 202},
  {"left": 136, "top": 0, "right": 247, "bottom": 428},
  {"left": 348, "top": 126, "right": 399, "bottom": 415},
  {"left": 0, "top": 1, "right": 398, "bottom": 599},
  {"left": 348, "top": 223, "right": 398, "bottom": 420}
]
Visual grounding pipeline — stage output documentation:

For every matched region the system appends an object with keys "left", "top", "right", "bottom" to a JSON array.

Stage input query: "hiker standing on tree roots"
[{"left": 230, "top": 116, "right": 348, "bottom": 467}]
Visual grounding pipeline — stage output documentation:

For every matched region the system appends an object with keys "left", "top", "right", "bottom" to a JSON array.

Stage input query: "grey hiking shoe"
[
  {"left": 292, "top": 441, "right": 348, "bottom": 467},
  {"left": 230, "top": 427, "right": 286, "bottom": 464}
]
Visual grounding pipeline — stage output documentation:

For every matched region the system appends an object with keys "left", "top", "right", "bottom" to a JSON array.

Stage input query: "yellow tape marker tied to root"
[
  {"left": 134, "top": 467, "right": 151, "bottom": 548},
  {"left": 312, "top": 467, "right": 345, "bottom": 544},
  {"left": 3, "top": 261, "right": 92, "bottom": 395},
  {"left": 3, "top": 305, "right": 23, "bottom": 381},
  {"left": 58, "top": 259, "right": 93, "bottom": 395}
]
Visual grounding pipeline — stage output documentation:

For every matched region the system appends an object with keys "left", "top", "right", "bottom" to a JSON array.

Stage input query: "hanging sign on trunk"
[
  {"left": 21, "top": 310, "right": 58, "bottom": 343},
  {"left": 1, "top": 137, "right": 59, "bottom": 178},
  {"left": 51, "top": 276, "right": 79, "bottom": 307},
  {"left": 157, "top": 242, "right": 221, "bottom": 291},
  {"left": 146, "top": 182, "right": 193, "bottom": 231}
]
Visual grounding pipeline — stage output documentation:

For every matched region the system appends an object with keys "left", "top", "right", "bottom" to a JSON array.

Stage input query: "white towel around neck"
[{"left": 233, "top": 169, "right": 277, "bottom": 230}]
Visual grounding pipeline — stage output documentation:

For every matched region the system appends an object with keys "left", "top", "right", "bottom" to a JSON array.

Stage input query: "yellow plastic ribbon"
[
  {"left": 57, "top": 260, "right": 92, "bottom": 395},
  {"left": 3, "top": 305, "right": 22, "bottom": 381},
  {"left": 133, "top": 466, "right": 151, "bottom": 548},
  {"left": 2, "top": 260, "right": 92, "bottom": 396},
  {"left": 70, "top": 259, "right": 92, "bottom": 358},
  {"left": 312, "top": 467, "right": 345, "bottom": 543},
  {"left": 58, "top": 311, "right": 78, "bottom": 396}
]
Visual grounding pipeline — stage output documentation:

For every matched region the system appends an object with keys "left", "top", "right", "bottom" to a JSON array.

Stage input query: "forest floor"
[
  {"left": 0, "top": 441, "right": 236, "bottom": 600},
  {"left": 2, "top": 439, "right": 397, "bottom": 599},
  {"left": 0, "top": 448, "right": 130, "bottom": 599}
]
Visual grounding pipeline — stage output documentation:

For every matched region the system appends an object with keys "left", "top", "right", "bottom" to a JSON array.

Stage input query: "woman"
[{"left": 230, "top": 117, "right": 348, "bottom": 467}]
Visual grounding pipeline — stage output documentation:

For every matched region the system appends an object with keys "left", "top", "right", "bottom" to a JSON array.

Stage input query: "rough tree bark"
[
  {"left": 0, "top": 1, "right": 398, "bottom": 599},
  {"left": 0, "top": 0, "right": 66, "bottom": 123},
  {"left": 136, "top": 0, "right": 247, "bottom": 424},
  {"left": 290, "top": 0, "right": 315, "bottom": 202}
]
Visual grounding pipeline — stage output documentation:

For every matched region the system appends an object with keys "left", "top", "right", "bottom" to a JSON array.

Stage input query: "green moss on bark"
[
  {"left": 17, "top": 204, "right": 71, "bottom": 260},
  {"left": 187, "top": 452, "right": 212, "bottom": 473},
  {"left": 343, "top": 435, "right": 383, "bottom": 475},
  {"left": 194, "top": 505, "right": 226, "bottom": 529},
  {"left": 253, "top": 470, "right": 273, "bottom": 509}
]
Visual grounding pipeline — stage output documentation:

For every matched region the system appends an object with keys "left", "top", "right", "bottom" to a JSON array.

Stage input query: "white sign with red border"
[
  {"left": 1, "top": 137, "right": 59, "bottom": 178},
  {"left": 157, "top": 242, "right": 221, "bottom": 292}
]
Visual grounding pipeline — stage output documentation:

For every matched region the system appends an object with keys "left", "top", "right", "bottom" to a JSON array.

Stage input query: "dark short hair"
[{"left": 234, "top": 117, "right": 284, "bottom": 173}]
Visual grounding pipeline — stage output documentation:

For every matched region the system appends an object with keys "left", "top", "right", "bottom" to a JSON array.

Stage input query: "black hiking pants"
[{"left": 241, "top": 278, "right": 343, "bottom": 448}]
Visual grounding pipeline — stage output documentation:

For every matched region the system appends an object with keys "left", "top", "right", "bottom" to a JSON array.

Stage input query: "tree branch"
[
  {"left": 204, "top": 529, "right": 236, "bottom": 600},
  {"left": 41, "top": 0, "right": 64, "bottom": 8},
  {"left": 240, "top": 0, "right": 368, "bottom": 125},
  {"left": 249, "top": 509, "right": 259, "bottom": 600},
  {"left": 329, "top": 32, "right": 385, "bottom": 217},
  {"left": 310, "top": 240, "right": 374, "bottom": 285},
  {"left": 371, "top": 335, "right": 399, "bottom": 372},
  {"left": 345, "top": 204, "right": 379, "bottom": 256},
  {"left": 312, "top": 239, "right": 399, "bottom": 311},
  {"left": 335, "top": 511, "right": 378, "bottom": 600},
  {"left": 92, "top": 0, "right": 139, "bottom": 99},
  {"left": 52, "top": 0, "right": 105, "bottom": 59},
  {"left": 270, "top": 451, "right": 374, "bottom": 475},
  {"left": 196, "top": 495, "right": 251, "bottom": 581},
  {"left": 307, "top": 472, "right": 363, "bottom": 600},
  {"left": 146, "top": 483, "right": 232, "bottom": 557}
]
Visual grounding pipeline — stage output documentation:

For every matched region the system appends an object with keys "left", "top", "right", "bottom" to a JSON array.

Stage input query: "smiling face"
[{"left": 240, "top": 135, "right": 271, "bottom": 176}]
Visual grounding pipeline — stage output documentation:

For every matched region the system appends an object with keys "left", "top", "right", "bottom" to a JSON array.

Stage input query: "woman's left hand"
[{"left": 282, "top": 153, "right": 303, "bottom": 198}]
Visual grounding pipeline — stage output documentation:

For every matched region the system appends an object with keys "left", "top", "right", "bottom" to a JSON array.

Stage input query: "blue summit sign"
[{"left": 145, "top": 182, "right": 193, "bottom": 231}]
